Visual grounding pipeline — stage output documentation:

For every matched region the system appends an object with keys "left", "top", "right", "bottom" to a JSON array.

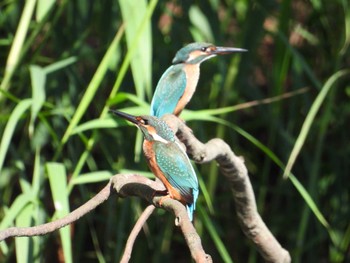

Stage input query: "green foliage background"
[{"left": 1, "top": 0, "right": 349, "bottom": 262}]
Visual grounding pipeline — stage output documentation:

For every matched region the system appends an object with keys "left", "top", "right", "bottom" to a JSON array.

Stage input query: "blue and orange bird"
[
  {"left": 110, "top": 110, "right": 199, "bottom": 221},
  {"left": 150, "top": 42, "right": 247, "bottom": 117}
]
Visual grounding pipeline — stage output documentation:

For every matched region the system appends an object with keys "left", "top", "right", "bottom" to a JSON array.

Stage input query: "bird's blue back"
[
  {"left": 154, "top": 141, "right": 199, "bottom": 220},
  {"left": 150, "top": 64, "right": 187, "bottom": 117}
]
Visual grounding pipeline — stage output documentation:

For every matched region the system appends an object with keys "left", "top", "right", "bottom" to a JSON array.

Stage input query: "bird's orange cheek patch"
[
  {"left": 188, "top": 50, "right": 205, "bottom": 60},
  {"left": 147, "top": 126, "right": 157, "bottom": 135}
]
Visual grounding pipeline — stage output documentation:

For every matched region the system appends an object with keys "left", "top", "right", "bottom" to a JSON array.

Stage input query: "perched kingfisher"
[
  {"left": 150, "top": 42, "right": 247, "bottom": 117},
  {"left": 110, "top": 110, "right": 199, "bottom": 221}
]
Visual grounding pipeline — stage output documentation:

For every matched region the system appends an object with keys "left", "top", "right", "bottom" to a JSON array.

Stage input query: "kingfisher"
[
  {"left": 110, "top": 109, "right": 199, "bottom": 221},
  {"left": 150, "top": 42, "right": 247, "bottom": 117}
]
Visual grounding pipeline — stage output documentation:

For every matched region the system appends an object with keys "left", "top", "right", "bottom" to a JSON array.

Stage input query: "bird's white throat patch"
[{"left": 151, "top": 132, "right": 169, "bottom": 144}]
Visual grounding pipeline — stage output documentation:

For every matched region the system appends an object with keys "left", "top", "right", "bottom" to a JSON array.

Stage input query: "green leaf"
[
  {"left": 189, "top": 6, "right": 214, "bottom": 42},
  {"left": 0, "top": 0, "right": 36, "bottom": 96},
  {"left": 29, "top": 65, "right": 46, "bottom": 136},
  {"left": 108, "top": 92, "right": 150, "bottom": 108},
  {"left": 340, "top": 0, "right": 350, "bottom": 54},
  {"left": 107, "top": 0, "right": 157, "bottom": 105},
  {"left": 0, "top": 99, "right": 32, "bottom": 174},
  {"left": 29, "top": 57, "right": 76, "bottom": 137},
  {"left": 46, "top": 162, "right": 72, "bottom": 263},
  {"left": 15, "top": 203, "right": 35, "bottom": 263},
  {"left": 0, "top": 193, "right": 32, "bottom": 254},
  {"left": 289, "top": 175, "right": 329, "bottom": 228},
  {"left": 32, "top": 148, "right": 42, "bottom": 196},
  {"left": 72, "top": 118, "right": 121, "bottom": 134},
  {"left": 283, "top": 69, "right": 350, "bottom": 178},
  {"left": 36, "top": 0, "right": 55, "bottom": 22},
  {"left": 119, "top": 0, "right": 152, "bottom": 100},
  {"left": 44, "top": 56, "right": 77, "bottom": 74},
  {"left": 0, "top": 193, "right": 32, "bottom": 230},
  {"left": 198, "top": 206, "right": 233, "bottom": 263},
  {"left": 70, "top": 171, "right": 113, "bottom": 185},
  {"left": 198, "top": 172, "right": 214, "bottom": 214},
  {"left": 61, "top": 27, "right": 124, "bottom": 145}
]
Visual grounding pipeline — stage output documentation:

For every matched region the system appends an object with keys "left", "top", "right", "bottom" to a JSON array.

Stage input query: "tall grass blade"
[
  {"left": 106, "top": 0, "right": 158, "bottom": 104},
  {"left": 61, "top": 26, "right": 125, "bottom": 145},
  {"left": 0, "top": 192, "right": 32, "bottom": 254},
  {"left": 70, "top": 171, "right": 113, "bottom": 185},
  {"left": 189, "top": 6, "right": 214, "bottom": 42},
  {"left": 46, "top": 162, "right": 72, "bottom": 263},
  {"left": 36, "top": 0, "right": 55, "bottom": 22},
  {"left": 283, "top": 69, "right": 350, "bottom": 178},
  {"left": 15, "top": 204, "right": 34, "bottom": 263},
  {"left": 180, "top": 113, "right": 333, "bottom": 239},
  {"left": 32, "top": 149, "right": 42, "bottom": 192},
  {"left": 29, "top": 65, "right": 46, "bottom": 136},
  {"left": 0, "top": 99, "right": 32, "bottom": 174},
  {"left": 1, "top": 0, "right": 37, "bottom": 96},
  {"left": 44, "top": 57, "right": 77, "bottom": 74},
  {"left": 340, "top": 0, "right": 350, "bottom": 54},
  {"left": 72, "top": 118, "right": 121, "bottom": 135},
  {"left": 198, "top": 206, "right": 233, "bottom": 263},
  {"left": 119, "top": 0, "right": 152, "bottom": 100}
]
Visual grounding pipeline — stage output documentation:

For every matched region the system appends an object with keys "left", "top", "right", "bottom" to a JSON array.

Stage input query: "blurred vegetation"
[{"left": 0, "top": 0, "right": 349, "bottom": 262}]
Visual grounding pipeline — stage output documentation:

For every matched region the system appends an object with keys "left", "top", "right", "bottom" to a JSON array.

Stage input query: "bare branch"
[
  {"left": 153, "top": 196, "right": 212, "bottom": 263},
  {"left": 0, "top": 174, "right": 211, "bottom": 262},
  {"left": 0, "top": 182, "right": 112, "bottom": 241},
  {"left": 120, "top": 205, "right": 155, "bottom": 263},
  {"left": 0, "top": 175, "right": 163, "bottom": 242},
  {"left": 163, "top": 114, "right": 291, "bottom": 263},
  {"left": 111, "top": 174, "right": 212, "bottom": 263}
]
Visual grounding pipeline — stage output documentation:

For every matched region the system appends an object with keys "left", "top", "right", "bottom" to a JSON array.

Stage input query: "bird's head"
[
  {"left": 110, "top": 110, "right": 175, "bottom": 143},
  {"left": 172, "top": 42, "right": 247, "bottom": 65}
]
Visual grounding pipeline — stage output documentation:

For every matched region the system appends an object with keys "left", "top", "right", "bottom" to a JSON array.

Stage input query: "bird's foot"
[{"left": 158, "top": 195, "right": 171, "bottom": 207}]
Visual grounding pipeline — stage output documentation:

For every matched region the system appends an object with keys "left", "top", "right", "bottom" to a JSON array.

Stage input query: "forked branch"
[
  {"left": 0, "top": 174, "right": 211, "bottom": 262},
  {"left": 163, "top": 114, "right": 291, "bottom": 263}
]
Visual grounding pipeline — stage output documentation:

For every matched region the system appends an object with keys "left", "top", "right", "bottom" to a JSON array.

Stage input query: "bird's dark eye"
[
  {"left": 143, "top": 119, "right": 148, "bottom": 125},
  {"left": 201, "top": 47, "right": 208, "bottom": 52}
]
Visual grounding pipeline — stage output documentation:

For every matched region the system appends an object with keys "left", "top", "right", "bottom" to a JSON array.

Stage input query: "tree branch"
[
  {"left": 111, "top": 174, "right": 212, "bottom": 263},
  {"left": 120, "top": 205, "right": 155, "bottom": 263},
  {"left": 0, "top": 174, "right": 211, "bottom": 262},
  {"left": 163, "top": 114, "right": 291, "bottom": 263},
  {"left": 0, "top": 182, "right": 112, "bottom": 241},
  {"left": 152, "top": 196, "right": 212, "bottom": 263}
]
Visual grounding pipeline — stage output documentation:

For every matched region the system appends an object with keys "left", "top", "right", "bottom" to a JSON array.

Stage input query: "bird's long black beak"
[
  {"left": 109, "top": 109, "right": 140, "bottom": 125},
  {"left": 211, "top": 46, "right": 247, "bottom": 55}
]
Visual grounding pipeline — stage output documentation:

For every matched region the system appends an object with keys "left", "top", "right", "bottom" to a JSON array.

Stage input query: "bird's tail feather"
[
  {"left": 186, "top": 204, "right": 195, "bottom": 221},
  {"left": 186, "top": 189, "right": 199, "bottom": 221}
]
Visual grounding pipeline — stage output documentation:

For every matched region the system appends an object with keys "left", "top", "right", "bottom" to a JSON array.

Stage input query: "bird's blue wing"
[
  {"left": 150, "top": 64, "right": 187, "bottom": 117},
  {"left": 154, "top": 141, "right": 198, "bottom": 204}
]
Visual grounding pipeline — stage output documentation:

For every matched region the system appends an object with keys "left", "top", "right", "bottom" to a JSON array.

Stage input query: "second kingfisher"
[
  {"left": 110, "top": 109, "right": 199, "bottom": 221},
  {"left": 150, "top": 42, "right": 247, "bottom": 117}
]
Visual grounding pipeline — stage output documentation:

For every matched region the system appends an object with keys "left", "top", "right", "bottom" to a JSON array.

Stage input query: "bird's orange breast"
[
  {"left": 143, "top": 140, "right": 186, "bottom": 203},
  {"left": 173, "top": 63, "right": 200, "bottom": 116}
]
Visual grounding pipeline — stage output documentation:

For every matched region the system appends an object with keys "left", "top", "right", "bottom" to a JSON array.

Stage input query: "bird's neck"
[
  {"left": 173, "top": 63, "right": 200, "bottom": 116},
  {"left": 143, "top": 140, "right": 154, "bottom": 161}
]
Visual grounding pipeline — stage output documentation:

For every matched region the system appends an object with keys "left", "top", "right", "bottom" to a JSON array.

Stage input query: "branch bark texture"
[
  {"left": 163, "top": 114, "right": 291, "bottom": 263},
  {"left": 120, "top": 205, "right": 155, "bottom": 263},
  {"left": 1, "top": 174, "right": 211, "bottom": 262}
]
